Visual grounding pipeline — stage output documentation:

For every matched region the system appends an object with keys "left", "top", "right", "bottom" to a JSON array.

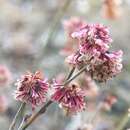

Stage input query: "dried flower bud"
[
  {"left": 14, "top": 71, "right": 49, "bottom": 110},
  {"left": 51, "top": 81, "right": 86, "bottom": 114}
]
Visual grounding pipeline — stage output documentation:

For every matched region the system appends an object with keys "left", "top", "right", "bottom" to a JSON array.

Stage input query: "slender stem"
[
  {"left": 9, "top": 102, "right": 26, "bottom": 130},
  {"left": 65, "top": 67, "right": 75, "bottom": 80},
  {"left": 64, "top": 65, "right": 87, "bottom": 86},
  {"left": 43, "top": 0, "right": 72, "bottom": 48},
  {"left": 20, "top": 66, "right": 87, "bottom": 130},
  {"left": 21, "top": 101, "right": 52, "bottom": 130},
  {"left": 115, "top": 112, "right": 130, "bottom": 130},
  {"left": 18, "top": 118, "right": 25, "bottom": 130},
  {"left": 89, "top": 103, "right": 103, "bottom": 124}
]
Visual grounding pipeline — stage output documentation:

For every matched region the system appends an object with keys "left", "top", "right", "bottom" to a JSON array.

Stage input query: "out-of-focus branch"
[
  {"left": 9, "top": 102, "right": 26, "bottom": 130},
  {"left": 43, "top": 0, "right": 72, "bottom": 48}
]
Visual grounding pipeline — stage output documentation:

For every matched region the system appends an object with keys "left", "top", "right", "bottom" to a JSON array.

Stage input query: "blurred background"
[{"left": 0, "top": 0, "right": 130, "bottom": 130}]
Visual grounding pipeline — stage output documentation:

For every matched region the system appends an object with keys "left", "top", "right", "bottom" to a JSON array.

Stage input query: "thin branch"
[
  {"left": 9, "top": 102, "right": 26, "bottom": 130},
  {"left": 63, "top": 65, "right": 87, "bottom": 86},
  {"left": 65, "top": 67, "right": 75, "bottom": 80},
  {"left": 43, "top": 0, "right": 72, "bottom": 48}
]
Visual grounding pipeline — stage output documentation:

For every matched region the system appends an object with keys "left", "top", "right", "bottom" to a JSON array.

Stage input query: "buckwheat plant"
[{"left": 9, "top": 21, "right": 123, "bottom": 130}]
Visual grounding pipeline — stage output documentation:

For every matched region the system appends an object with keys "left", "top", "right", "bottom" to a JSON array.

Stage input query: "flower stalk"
[{"left": 9, "top": 102, "right": 26, "bottom": 130}]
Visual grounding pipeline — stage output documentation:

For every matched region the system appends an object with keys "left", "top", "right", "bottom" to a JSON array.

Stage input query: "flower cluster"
[
  {"left": 14, "top": 71, "right": 49, "bottom": 109},
  {"left": 13, "top": 22, "right": 123, "bottom": 115},
  {"left": 51, "top": 81, "right": 86, "bottom": 114},
  {"left": 66, "top": 23, "right": 123, "bottom": 82}
]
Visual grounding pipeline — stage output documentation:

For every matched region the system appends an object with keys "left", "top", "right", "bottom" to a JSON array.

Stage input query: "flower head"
[
  {"left": 14, "top": 71, "right": 49, "bottom": 109},
  {"left": 51, "top": 82, "right": 86, "bottom": 114},
  {"left": 0, "top": 65, "right": 12, "bottom": 86}
]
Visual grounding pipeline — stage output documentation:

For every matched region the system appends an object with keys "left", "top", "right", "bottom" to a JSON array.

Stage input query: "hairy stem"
[{"left": 9, "top": 102, "right": 26, "bottom": 130}]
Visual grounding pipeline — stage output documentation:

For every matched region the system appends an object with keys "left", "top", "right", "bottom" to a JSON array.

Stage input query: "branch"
[{"left": 9, "top": 102, "right": 26, "bottom": 130}]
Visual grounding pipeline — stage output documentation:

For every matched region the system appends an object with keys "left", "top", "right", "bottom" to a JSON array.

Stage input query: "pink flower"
[
  {"left": 80, "top": 75, "right": 99, "bottom": 98},
  {"left": 0, "top": 95, "right": 8, "bottom": 113},
  {"left": 14, "top": 71, "right": 49, "bottom": 109},
  {"left": 61, "top": 17, "right": 86, "bottom": 56},
  {"left": 89, "top": 50, "right": 123, "bottom": 82},
  {"left": 63, "top": 17, "right": 86, "bottom": 37},
  {"left": 51, "top": 82, "right": 86, "bottom": 114},
  {"left": 0, "top": 65, "right": 12, "bottom": 86},
  {"left": 71, "top": 24, "right": 112, "bottom": 53}
]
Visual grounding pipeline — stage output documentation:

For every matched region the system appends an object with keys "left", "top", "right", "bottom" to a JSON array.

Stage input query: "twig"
[
  {"left": 65, "top": 67, "right": 75, "bottom": 80},
  {"left": 9, "top": 102, "right": 26, "bottom": 130},
  {"left": 64, "top": 65, "right": 87, "bottom": 86},
  {"left": 43, "top": 0, "right": 72, "bottom": 48}
]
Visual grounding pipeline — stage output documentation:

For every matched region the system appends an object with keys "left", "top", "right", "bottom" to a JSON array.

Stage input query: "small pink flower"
[
  {"left": 14, "top": 71, "right": 49, "bottom": 109},
  {"left": 51, "top": 82, "right": 86, "bottom": 114},
  {"left": 63, "top": 17, "right": 86, "bottom": 37},
  {"left": 0, "top": 65, "right": 12, "bottom": 86}
]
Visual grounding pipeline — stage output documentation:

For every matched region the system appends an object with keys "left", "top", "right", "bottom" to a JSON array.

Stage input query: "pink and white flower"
[
  {"left": 71, "top": 24, "right": 112, "bottom": 53},
  {"left": 51, "top": 82, "right": 86, "bottom": 114},
  {"left": 14, "top": 71, "right": 49, "bottom": 109}
]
